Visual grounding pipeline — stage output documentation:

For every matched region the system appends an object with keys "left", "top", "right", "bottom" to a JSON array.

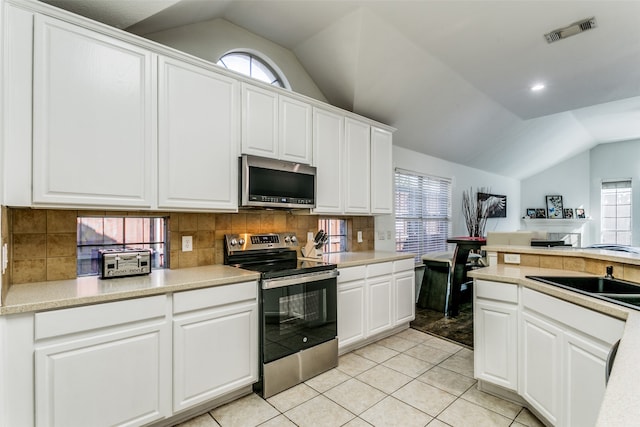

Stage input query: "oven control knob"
[
  {"left": 230, "top": 238, "right": 238, "bottom": 246},
  {"left": 238, "top": 238, "right": 245, "bottom": 246},
  {"left": 302, "top": 336, "right": 308, "bottom": 343},
  {"left": 290, "top": 235, "right": 297, "bottom": 243}
]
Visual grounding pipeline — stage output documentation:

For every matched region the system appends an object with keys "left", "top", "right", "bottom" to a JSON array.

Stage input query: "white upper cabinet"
[
  {"left": 241, "top": 83, "right": 278, "bottom": 158},
  {"left": 370, "top": 127, "right": 393, "bottom": 214},
  {"left": 3, "top": 4, "right": 33, "bottom": 207},
  {"left": 241, "top": 83, "right": 312, "bottom": 164},
  {"left": 32, "top": 15, "right": 155, "bottom": 208},
  {"left": 279, "top": 95, "right": 312, "bottom": 163},
  {"left": 313, "top": 107, "right": 344, "bottom": 214},
  {"left": 344, "top": 118, "right": 371, "bottom": 214},
  {"left": 158, "top": 56, "right": 239, "bottom": 211}
]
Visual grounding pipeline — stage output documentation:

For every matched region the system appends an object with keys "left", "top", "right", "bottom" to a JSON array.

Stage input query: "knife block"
[{"left": 301, "top": 241, "right": 322, "bottom": 258}]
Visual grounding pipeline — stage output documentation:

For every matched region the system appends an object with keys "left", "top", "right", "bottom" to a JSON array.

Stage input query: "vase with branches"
[{"left": 462, "top": 187, "right": 490, "bottom": 237}]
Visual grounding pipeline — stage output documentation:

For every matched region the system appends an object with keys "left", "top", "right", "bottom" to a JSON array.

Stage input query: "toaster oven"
[{"left": 99, "top": 249, "right": 151, "bottom": 279}]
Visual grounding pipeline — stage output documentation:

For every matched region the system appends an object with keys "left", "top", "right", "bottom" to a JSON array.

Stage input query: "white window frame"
[
  {"left": 601, "top": 179, "right": 632, "bottom": 245},
  {"left": 395, "top": 168, "right": 452, "bottom": 262}
]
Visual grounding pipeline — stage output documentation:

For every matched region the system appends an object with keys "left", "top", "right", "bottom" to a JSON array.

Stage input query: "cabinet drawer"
[
  {"left": 476, "top": 280, "right": 518, "bottom": 304},
  {"left": 367, "top": 262, "right": 393, "bottom": 278},
  {"left": 393, "top": 258, "right": 415, "bottom": 273},
  {"left": 338, "top": 266, "right": 366, "bottom": 283},
  {"left": 35, "top": 295, "right": 167, "bottom": 340},
  {"left": 173, "top": 281, "right": 257, "bottom": 314}
]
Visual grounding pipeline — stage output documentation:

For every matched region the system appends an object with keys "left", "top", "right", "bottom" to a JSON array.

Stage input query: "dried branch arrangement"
[{"left": 462, "top": 187, "right": 490, "bottom": 237}]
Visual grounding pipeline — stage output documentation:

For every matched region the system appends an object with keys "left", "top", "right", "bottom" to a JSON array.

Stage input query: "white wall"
[
  {"left": 375, "top": 146, "right": 521, "bottom": 251},
  {"left": 143, "top": 18, "right": 328, "bottom": 103},
  {"left": 520, "top": 140, "right": 640, "bottom": 247},
  {"left": 590, "top": 140, "right": 640, "bottom": 247}
]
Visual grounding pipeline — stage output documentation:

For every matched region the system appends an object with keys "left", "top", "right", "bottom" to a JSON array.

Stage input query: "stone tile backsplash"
[{"left": 7, "top": 208, "right": 374, "bottom": 286}]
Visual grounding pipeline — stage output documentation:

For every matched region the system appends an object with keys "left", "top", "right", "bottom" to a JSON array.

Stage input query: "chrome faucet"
[{"left": 605, "top": 265, "right": 614, "bottom": 279}]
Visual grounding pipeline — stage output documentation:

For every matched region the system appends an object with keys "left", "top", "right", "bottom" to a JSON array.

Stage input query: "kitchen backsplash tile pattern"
[{"left": 6, "top": 208, "right": 375, "bottom": 287}]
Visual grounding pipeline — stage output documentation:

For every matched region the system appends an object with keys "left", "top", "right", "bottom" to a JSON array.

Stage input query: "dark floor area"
[{"left": 410, "top": 301, "right": 474, "bottom": 349}]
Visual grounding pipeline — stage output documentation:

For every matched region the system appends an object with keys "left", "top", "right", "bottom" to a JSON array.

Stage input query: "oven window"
[
  {"left": 262, "top": 279, "right": 337, "bottom": 363},
  {"left": 318, "top": 218, "right": 347, "bottom": 253}
]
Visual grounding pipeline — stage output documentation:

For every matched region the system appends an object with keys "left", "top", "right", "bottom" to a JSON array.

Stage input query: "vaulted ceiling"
[{"left": 41, "top": 0, "right": 640, "bottom": 180}]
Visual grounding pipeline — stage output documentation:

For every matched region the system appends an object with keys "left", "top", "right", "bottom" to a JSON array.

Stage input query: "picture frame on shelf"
[
  {"left": 535, "top": 208, "right": 547, "bottom": 218},
  {"left": 563, "top": 208, "right": 574, "bottom": 219},
  {"left": 576, "top": 208, "right": 586, "bottom": 219},
  {"left": 546, "top": 195, "right": 564, "bottom": 219},
  {"left": 526, "top": 208, "right": 536, "bottom": 219}
]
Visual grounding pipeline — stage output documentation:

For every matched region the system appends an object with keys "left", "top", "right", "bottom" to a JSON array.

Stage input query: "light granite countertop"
[
  {"left": 1, "top": 265, "right": 260, "bottom": 315},
  {"left": 1, "top": 251, "right": 413, "bottom": 315},
  {"left": 468, "top": 265, "right": 637, "bottom": 427},
  {"left": 315, "top": 250, "right": 416, "bottom": 267}
]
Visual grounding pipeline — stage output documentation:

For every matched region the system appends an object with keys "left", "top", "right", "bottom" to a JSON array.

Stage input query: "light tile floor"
[{"left": 175, "top": 329, "right": 544, "bottom": 427}]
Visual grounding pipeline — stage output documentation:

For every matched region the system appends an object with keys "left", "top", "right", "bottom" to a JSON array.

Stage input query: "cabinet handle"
[{"left": 605, "top": 339, "right": 620, "bottom": 384}]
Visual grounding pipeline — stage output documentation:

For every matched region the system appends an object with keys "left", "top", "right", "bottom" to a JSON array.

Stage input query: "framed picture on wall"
[
  {"left": 576, "top": 208, "right": 586, "bottom": 219},
  {"left": 478, "top": 192, "right": 507, "bottom": 218},
  {"left": 563, "top": 208, "right": 574, "bottom": 219},
  {"left": 526, "top": 208, "right": 536, "bottom": 219},
  {"left": 546, "top": 195, "right": 564, "bottom": 219},
  {"left": 535, "top": 208, "right": 547, "bottom": 218}
]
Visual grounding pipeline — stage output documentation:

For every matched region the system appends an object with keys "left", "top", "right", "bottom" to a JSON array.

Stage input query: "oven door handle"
[{"left": 262, "top": 269, "right": 339, "bottom": 289}]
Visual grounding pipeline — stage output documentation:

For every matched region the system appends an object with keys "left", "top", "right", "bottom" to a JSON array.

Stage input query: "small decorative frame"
[
  {"left": 535, "top": 208, "right": 547, "bottom": 218},
  {"left": 576, "top": 208, "right": 586, "bottom": 219},
  {"left": 546, "top": 195, "right": 564, "bottom": 219},
  {"left": 526, "top": 208, "right": 536, "bottom": 219},
  {"left": 563, "top": 208, "right": 574, "bottom": 219}
]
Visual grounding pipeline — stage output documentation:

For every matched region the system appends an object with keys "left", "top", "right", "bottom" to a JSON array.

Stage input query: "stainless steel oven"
[{"left": 224, "top": 232, "right": 338, "bottom": 398}]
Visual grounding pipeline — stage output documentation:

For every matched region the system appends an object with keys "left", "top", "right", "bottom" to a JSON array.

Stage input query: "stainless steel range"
[{"left": 224, "top": 232, "right": 339, "bottom": 398}]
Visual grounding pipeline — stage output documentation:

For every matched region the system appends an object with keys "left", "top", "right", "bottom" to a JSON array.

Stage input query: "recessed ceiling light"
[{"left": 530, "top": 83, "right": 545, "bottom": 92}]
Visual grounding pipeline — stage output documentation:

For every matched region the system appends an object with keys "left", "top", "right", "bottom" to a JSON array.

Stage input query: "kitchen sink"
[{"left": 526, "top": 275, "right": 640, "bottom": 310}]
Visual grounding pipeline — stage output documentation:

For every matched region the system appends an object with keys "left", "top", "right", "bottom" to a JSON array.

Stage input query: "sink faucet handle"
[{"left": 605, "top": 265, "right": 614, "bottom": 279}]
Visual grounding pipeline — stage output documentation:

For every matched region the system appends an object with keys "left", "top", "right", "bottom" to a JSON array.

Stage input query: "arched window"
[{"left": 217, "top": 51, "right": 288, "bottom": 89}]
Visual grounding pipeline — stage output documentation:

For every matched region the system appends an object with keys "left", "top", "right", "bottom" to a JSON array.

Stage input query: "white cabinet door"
[
  {"left": 368, "top": 275, "right": 393, "bottom": 336},
  {"left": 562, "top": 330, "right": 611, "bottom": 427},
  {"left": 344, "top": 118, "right": 371, "bottom": 214},
  {"left": 394, "top": 271, "right": 415, "bottom": 325},
  {"left": 3, "top": 4, "right": 33, "bottom": 206},
  {"left": 241, "top": 83, "right": 278, "bottom": 158},
  {"left": 313, "top": 107, "right": 344, "bottom": 213},
  {"left": 474, "top": 299, "right": 518, "bottom": 391},
  {"left": 370, "top": 127, "right": 393, "bottom": 214},
  {"left": 32, "top": 15, "right": 155, "bottom": 208},
  {"left": 279, "top": 95, "right": 312, "bottom": 164},
  {"left": 337, "top": 278, "right": 366, "bottom": 349},
  {"left": 521, "top": 311, "right": 562, "bottom": 425},
  {"left": 173, "top": 303, "right": 257, "bottom": 411},
  {"left": 34, "top": 296, "right": 171, "bottom": 427},
  {"left": 172, "top": 282, "right": 258, "bottom": 412},
  {"left": 158, "top": 57, "right": 238, "bottom": 211}
]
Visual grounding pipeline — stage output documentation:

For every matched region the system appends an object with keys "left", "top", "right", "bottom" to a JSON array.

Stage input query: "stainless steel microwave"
[{"left": 240, "top": 155, "right": 316, "bottom": 209}]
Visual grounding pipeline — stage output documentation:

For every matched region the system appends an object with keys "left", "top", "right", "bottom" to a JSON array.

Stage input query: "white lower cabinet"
[
  {"left": 172, "top": 282, "right": 258, "bottom": 412},
  {"left": 474, "top": 280, "right": 518, "bottom": 392},
  {"left": 337, "top": 259, "right": 415, "bottom": 352},
  {"left": 337, "top": 266, "right": 367, "bottom": 349},
  {"left": 1, "top": 282, "right": 259, "bottom": 427},
  {"left": 34, "top": 296, "right": 171, "bottom": 427},
  {"left": 521, "top": 310, "right": 563, "bottom": 425},
  {"left": 475, "top": 281, "right": 626, "bottom": 427}
]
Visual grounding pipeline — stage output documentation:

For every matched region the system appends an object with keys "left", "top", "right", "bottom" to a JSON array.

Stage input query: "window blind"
[{"left": 395, "top": 169, "right": 452, "bottom": 262}]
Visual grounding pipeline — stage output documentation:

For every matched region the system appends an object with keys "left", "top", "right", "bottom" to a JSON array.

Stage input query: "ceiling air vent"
[{"left": 544, "top": 17, "right": 597, "bottom": 43}]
